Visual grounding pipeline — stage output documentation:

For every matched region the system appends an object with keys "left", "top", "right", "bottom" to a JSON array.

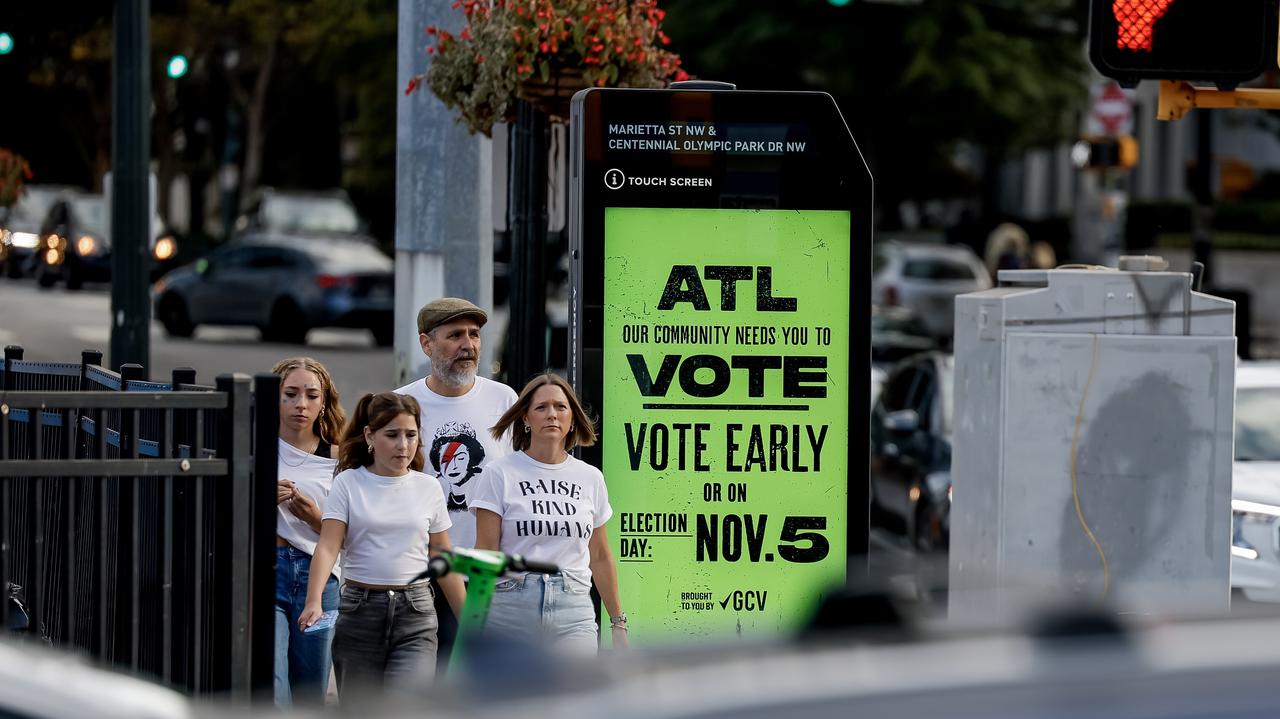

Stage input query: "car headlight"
[
  {"left": 11, "top": 231, "right": 39, "bottom": 249},
  {"left": 153, "top": 235, "right": 176, "bottom": 261},
  {"left": 76, "top": 235, "right": 99, "bottom": 257}
]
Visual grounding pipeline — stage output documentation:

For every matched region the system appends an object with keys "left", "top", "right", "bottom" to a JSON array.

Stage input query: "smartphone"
[{"left": 303, "top": 610, "right": 337, "bottom": 634}]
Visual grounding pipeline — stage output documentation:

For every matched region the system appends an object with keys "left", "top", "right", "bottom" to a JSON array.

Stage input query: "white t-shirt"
[
  {"left": 275, "top": 439, "right": 339, "bottom": 574},
  {"left": 322, "top": 466, "right": 452, "bottom": 586},
  {"left": 395, "top": 375, "right": 517, "bottom": 549},
  {"left": 470, "top": 451, "right": 612, "bottom": 590}
]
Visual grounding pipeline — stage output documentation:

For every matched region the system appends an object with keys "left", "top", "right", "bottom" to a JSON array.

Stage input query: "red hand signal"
[{"left": 1113, "top": 0, "right": 1174, "bottom": 52}]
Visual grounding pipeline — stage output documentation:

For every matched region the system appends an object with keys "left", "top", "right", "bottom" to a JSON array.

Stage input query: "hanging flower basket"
[
  {"left": 516, "top": 66, "right": 586, "bottom": 121},
  {"left": 408, "top": 0, "right": 689, "bottom": 136}
]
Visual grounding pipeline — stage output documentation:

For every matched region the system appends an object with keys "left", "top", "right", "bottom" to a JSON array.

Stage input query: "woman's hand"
[
  {"left": 287, "top": 487, "right": 323, "bottom": 532},
  {"left": 298, "top": 602, "right": 325, "bottom": 631},
  {"left": 276, "top": 479, "right": 296, "bottom": 504}
]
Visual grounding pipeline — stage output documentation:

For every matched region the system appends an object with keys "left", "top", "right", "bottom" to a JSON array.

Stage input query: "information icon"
[{"left": 604, "top": 168, "right": 626, "bottom": 190}]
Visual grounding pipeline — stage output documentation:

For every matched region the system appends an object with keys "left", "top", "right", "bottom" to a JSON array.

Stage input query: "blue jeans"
[
  {"left": 274, "top": 545, "right": 339, "bottom": 708},
  {"left": 485, "top": 573, "right": 597, "bottom": 654},
  {"left": 332, "top": 582, "right": 439, "bottom": 701}
]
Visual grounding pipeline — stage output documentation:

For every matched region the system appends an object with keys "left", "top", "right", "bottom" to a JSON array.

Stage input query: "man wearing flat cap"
[{"left": 395, "top": 297, "right": 517, "bottom": 550}]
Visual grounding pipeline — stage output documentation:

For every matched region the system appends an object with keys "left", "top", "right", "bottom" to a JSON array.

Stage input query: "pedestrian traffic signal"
[
  {"left": 1089, "top": 0, "right": 1277, "bottom": 88},
  {"left": 166, "top": 54, "right": 188, "bottom": 79}
]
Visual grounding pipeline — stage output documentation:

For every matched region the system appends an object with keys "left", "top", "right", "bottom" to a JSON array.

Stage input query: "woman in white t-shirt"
[
  {"left": 471, "top": 373, "right": 628, "bottom": 652},
  {"left": 299, "top": 392, "right": 466, "bottom": 699},
  {"left": 271, "top": 357, "right": 345, "bottom": 709}
]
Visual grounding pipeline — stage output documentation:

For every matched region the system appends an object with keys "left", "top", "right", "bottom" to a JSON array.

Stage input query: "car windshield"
[
  {"left": 310, "top": 241, "right": 392, "bottom": 273},
  {"left": 263, "top": 196, "right": 360, "bottom": 234},
  {"left": 70, "top": 196, "right": 108, "bottom": 238},
  {"left": 1235, "top": 387, "right": 1280, "bottom": 461},
  {"left": 902, "top": 256, "right": 976, "bottom": 280}
]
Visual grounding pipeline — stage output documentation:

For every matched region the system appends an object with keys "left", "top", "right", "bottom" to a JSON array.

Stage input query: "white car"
[
  {"left": 1231, "top": 361, "right": 1280, "bottom": 602},
  {"left": 871, "top": 241, "right": 992, "bottom": 339}
]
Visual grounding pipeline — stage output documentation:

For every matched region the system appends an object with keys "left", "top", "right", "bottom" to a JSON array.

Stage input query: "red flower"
[{"left": 405, "top": 77, "right": 419, "bottom": 95}]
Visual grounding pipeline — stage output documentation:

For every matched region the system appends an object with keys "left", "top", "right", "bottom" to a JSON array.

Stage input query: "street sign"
[
  {"left": 1086, "top": 81, "right": 1134, "bottom": 138},
  {"left": 570, "top": 87, "right": 872, "bottom": 643},
  {"left": 1088, "top": 0, "right": 1276, "bottom": 87}
]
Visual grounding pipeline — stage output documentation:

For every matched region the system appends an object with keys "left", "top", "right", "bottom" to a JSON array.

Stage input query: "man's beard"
[{"left": 432, "top": 352, "right": 478, "bottom": 388}]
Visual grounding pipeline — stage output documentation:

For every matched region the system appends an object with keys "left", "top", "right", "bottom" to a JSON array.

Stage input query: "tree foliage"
[{"left": 661, "top": 0, "right": 1090, "bottom": 220}]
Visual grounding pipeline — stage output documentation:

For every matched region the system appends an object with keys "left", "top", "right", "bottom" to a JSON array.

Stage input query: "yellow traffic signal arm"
[{"left": 1159, "top": 81, "right": 1280, "bottom": 120}]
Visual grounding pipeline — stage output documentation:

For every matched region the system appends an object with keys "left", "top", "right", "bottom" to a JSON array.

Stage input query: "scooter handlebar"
[
  {"left": 508, "top": 555, "right": 559, "bottom": 574},
  {"left": 411, "top": 555, "right": 452, "bottom": 584}
]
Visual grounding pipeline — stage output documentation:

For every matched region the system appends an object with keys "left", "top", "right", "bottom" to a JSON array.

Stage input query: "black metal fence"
[{"left": 0, "top": 345, "right": 277, "bottom": 702}]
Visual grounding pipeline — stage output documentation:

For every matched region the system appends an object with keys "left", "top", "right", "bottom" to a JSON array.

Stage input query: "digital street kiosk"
[{"left": 570, "top": 85, "right": 871, "bottom": 642}]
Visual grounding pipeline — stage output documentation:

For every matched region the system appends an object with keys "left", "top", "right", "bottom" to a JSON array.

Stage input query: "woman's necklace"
[{"left": 280, "top": 437, "right": 320, "bottom": 468}]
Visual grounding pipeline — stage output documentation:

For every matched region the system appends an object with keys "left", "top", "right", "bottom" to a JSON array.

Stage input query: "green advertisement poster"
[{"left": 603, "top": 206, "right": 850, "bottom": 642}]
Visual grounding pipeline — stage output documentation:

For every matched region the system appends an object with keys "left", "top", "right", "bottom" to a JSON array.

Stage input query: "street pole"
[
  {"left": 111, "top": 0, "right": 151, "bottom": 376},
  {"left": 395, "top": 0, "right": 494, "bottom": 386},
  {"left": 1191, "top": 110, "right": 1214, "bottom": 288},
  {"left": 505, "top": 99, "right": 549, "bottom": 387}
]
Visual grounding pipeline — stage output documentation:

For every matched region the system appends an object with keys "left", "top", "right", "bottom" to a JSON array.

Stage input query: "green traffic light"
[
  {"left": 0, "top": 33, "right": 13, "bottom": 55},
  {"left": 166, "top": 54, "right": 188, "bottom": 79},
  {"left": 827, "top": 0, "right": 851, "bottom": 6}
]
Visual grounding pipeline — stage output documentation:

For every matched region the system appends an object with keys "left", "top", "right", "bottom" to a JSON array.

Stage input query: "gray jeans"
[{"left": 332, "top": 582, "right": 439, "bottom": 700}]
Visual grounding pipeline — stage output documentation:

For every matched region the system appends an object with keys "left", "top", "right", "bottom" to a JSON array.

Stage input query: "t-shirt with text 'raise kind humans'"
[
  {"left": 322, "top": 466, "right": 452, "bottom": 586},
  {"left": 470, "top": 451, "right": 612, "bottom": 591}
]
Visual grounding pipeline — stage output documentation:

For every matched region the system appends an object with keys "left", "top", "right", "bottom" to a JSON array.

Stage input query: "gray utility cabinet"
[{"left": 949, "top": 261, "right": 1235, "bottom": 624}]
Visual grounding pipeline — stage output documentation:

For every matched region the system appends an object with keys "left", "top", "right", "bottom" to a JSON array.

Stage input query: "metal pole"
[
  {"left": 249, "top": 374, "right": 279, "bottom": 700},
  {"left": 111, "top": 0, "right": 151, "bottom": 375},
  {"left": 217, "top": 374, "right": 253, "bottom": 702},
  {"left": 394, "top": 0, "right": 494, "bottom": 386},
  {"left": 505, "top": 99, "right": 548, "bottom": 387}
]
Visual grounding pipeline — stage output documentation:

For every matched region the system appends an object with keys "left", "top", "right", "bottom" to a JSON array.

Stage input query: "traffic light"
[
  {"left": 1089, "top": 0, "right": 1277, "bottom": 88},
  {"left": 166, "top": 54, "right": 188, "bottom": 79},
  {"left": 0, "top": 33, "right": 12, "bottom": 55},
  {"left": 1071, "top": 136, "right": 1140, "bottom": 170}
]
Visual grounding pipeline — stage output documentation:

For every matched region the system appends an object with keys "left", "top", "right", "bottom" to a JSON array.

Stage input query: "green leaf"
[{"left": 539, "top": 60, "right": 551, "bottom": 82}]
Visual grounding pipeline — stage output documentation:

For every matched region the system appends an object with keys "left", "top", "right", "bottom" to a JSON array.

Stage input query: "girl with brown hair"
[
  {"left": 299, "top": 392, "right": 465, "bottom": 698},
  {"left": 270, "top": 357, "right": 345, "bottom": 708}
]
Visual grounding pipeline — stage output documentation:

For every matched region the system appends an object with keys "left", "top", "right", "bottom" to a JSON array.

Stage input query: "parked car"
[
  {"left": 1231, "top": 361, "right": 1280, "bottom": 603},
  {"left": 869, "top": 351, "right": 953, "bottom": 551},
  {"left": 871, "top": 304, "right": 937, "bottom": 367},
  {"left": 33, "top": 192, "right": 178, "bottom": 289},
  {"left": 152, "top": 233, "right": 394, "bottom": 345},
  {"left": 871, "top": 241, "right": 992, "bottom": 339},
  {"left": 234, "top": 187, "right": 365, "bottom": 236},
  {"left": 0, "top": 185, "right": 75, "bottom": 278}
]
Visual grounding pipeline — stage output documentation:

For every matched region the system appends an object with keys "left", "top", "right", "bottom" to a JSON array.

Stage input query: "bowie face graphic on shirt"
[{"left": 429, "top": 422, "right": 487, "bottom": 513}]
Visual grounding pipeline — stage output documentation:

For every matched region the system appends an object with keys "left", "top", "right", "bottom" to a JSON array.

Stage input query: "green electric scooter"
[{"left": 413, "top": 547, "right": 560, "bottom": 668}]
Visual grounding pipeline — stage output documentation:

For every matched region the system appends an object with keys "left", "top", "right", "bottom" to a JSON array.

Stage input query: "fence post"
[
  {"left": 3, "top": 346, "right": 22, "bottom": 390},
  {"left": 217, "top": 374, "right": 253, "bottom": 704},
  {"left": 80, "top": 350, "right": 104, "bottom": 389},
  {"left": 250, "top": 374, "right": 279, "bottom": 701},
  {"left": 171, "top": 367, "right": 196, "bottom": 386}
]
